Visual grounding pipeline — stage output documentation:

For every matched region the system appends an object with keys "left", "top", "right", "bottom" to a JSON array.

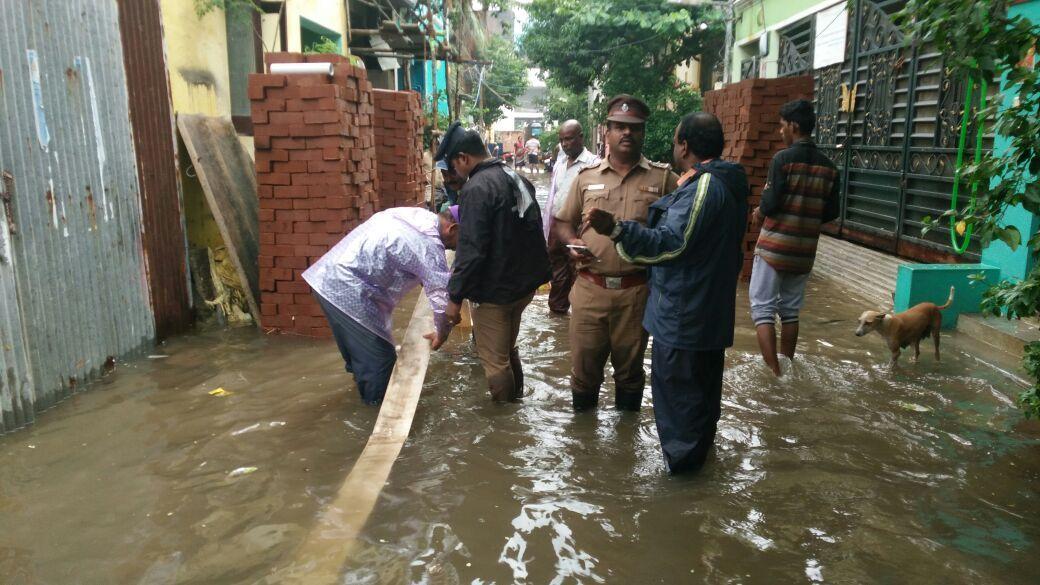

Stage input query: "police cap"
[{"left": 605, "top": 95, "right": 650, "bottom": 124}]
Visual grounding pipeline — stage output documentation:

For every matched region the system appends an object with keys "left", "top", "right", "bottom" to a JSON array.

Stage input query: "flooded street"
[{"left": 1, "top": 172, "right": 1039, "bottom": 584}]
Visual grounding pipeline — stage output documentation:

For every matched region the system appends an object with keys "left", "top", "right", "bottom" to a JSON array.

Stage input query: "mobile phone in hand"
[{"left": 566, "top": 244, "right": 596, "bottom": 258}]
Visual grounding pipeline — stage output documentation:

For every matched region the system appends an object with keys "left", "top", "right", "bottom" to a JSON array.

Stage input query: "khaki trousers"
[
  {"left": 471, "top": 292, "right": 535, "bottom": 402},
  {"left": 568, "top": 277, "right": 650, "bottom": 410}
]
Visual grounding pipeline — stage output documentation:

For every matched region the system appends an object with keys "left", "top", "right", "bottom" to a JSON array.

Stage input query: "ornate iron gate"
[{"left": 792, "top": 0, "right": 990, "bottom": 261}]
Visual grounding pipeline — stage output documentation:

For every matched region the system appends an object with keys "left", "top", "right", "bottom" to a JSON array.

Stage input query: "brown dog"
[{"left": 855, "top": 287, "right": 955, "bottom": 366}]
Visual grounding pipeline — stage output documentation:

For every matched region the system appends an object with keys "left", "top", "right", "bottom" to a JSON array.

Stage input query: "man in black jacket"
[{"left": 437, "top": 124, "right": 550, "bottom": 402}]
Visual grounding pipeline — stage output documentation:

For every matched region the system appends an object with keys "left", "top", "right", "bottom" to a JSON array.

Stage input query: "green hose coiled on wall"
[{"left": 950, "top": 77, "right": 988, "bottom": 254}]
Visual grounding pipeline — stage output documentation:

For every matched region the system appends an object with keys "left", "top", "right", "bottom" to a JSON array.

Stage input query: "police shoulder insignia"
[{"left": 648, "top": 160, "right": 671, "bottom": 169}]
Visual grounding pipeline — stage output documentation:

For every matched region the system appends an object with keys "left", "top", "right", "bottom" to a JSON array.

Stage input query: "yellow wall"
[
  {"left": 159, "top": 1, "right": 234, "bottom": 252},
  {"left": 159, "top": 0, "right": 232, "bottom": 116},
  {"left": 286, "top": 0, "right": 349, "bottom": 52}
]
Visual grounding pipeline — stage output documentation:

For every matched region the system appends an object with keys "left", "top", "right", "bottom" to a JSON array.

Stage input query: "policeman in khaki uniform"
[{"left": 554, "top": 95, "right": 679, "bottom": 411}]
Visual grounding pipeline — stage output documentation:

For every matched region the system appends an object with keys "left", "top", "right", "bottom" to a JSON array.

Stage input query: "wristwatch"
[{"left": 608, "top": 222, "right": 624, "bottom": 240}]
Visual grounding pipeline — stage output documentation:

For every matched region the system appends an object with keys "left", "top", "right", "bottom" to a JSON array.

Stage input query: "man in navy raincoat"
[{"left": 585, "top": 112, "right": 748, "bottom": 473}]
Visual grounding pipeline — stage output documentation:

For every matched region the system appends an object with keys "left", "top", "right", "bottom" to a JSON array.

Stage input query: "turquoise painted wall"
[
  {"left": 979, "top": 0, "right": 1040, "bottom": 281},
  {"left": 424, "top": 60, "right": 448, "bottom": 117},
  {"left": 894, "top": 265, "right": 1000, "bottom": 329}
]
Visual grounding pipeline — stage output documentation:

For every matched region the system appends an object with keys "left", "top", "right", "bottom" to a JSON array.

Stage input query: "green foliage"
[
  {"left": 304, "top": 36, "right": 340, "bottom": 55},
  {"left": 1020, "top": 342, "right": 1040, "bottom": 418},
  {"left": 543, "top": 82, "right": 590, "bottom": 127},
  {"left": 193, "top": 0, "right": 258, "bottom": 18},
  {"left": 522, "top": 0, "right": 722, "bottom": 162},
  {"left": 899, "top": 0, "right": 1040, "bottom": 417},
  {"left": 471, "top": 36, "right": 529, "bottom": 127}
]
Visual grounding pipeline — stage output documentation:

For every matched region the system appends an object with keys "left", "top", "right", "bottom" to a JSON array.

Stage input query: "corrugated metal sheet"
[
  {"left": 0, "top": 0, "right": 155, "bottom": 428},
  {"left": 0, "top": 175, "right": 35, "bottom": 433},
  {"left": 118, "top": 0, "right": 193, "bottom": 339}
]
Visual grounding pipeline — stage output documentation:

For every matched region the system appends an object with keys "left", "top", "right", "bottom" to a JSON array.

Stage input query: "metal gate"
[{"left": 785, "top": 0, "right": 990, "bottom": 261}]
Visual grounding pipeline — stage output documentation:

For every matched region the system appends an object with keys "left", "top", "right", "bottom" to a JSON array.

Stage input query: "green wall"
[{"left": 731, "top": 0, "right": 834, "bottom": 81}]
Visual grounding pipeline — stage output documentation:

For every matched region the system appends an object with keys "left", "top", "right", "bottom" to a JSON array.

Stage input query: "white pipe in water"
[{"left": 269, "top": 62, "right": 334, "bottom": 76}]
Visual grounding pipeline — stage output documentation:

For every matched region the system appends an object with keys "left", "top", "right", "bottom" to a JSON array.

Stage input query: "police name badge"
[{"left": 585, "top": 184, "right": 606, "bottom": 191}]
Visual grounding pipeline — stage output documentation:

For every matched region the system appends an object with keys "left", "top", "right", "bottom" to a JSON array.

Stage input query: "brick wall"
[
  {"left": 250, "top": 53, "right": 378, "bottom": 337},
  {"left": 703, "top": 76, "right": 814, "bottom": 278},
  {"left": 372, "top": 89, "right": 426, "bottom": 210}
]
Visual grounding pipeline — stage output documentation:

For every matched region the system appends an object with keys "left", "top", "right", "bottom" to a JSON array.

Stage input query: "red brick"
[
  {"left": 292, "top": 197, "right": 325, "bottom": 209},
  {"left": 289, "top": 149, "right": 324, "bottom": 161},
  {"left": 259, "top": 255, "right": 274, "bottom": 268},
  {"left": 273, "top": 185, "right": 308, "bottom": 198},
  {"left": 271, "top": 137, "right": 309, "bottom": 150},
  {"left": 260, "top": 198, "right": 293, "bottom": 210},
  {"left": 275, "top": 256, "right": 308, "bottom": 269},
  {"left": 299, "top": 85, "right": 340, "bottom": 100},
  {"left": 288, "top": 123, "right": 325, "bottom": 138},
  {"left": 264, "top": 53, "right": 305, "bottom": 66},
  {"left": 276, "top": 280, "right": 311, "bottom": 294},
  {"left": 304, "top": 110, "right": 341, "bottom": 124},
  {"left": 258, "top": 173, "right": 291, "bottom": 186},
  {"left": 272, "top": 160, "right": 309, "bottom": 174},
  {"left": 269, "top": 112, "right": 305, "bottom": 126},
  {"left": 274, "top": 210, "right": 310, "bottom": 223},
  {"left": 307, "top": 159, "right": 344, "bottom": 173}
]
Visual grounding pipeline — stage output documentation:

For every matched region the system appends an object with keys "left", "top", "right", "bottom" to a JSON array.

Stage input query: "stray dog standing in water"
[{"left": 855, "top": 287, "right": 955, "bottom": 366}]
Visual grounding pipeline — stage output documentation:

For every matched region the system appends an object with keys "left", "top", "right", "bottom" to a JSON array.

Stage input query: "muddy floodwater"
[{"left": 2, "top": 172, "right": 1039, "bottom": 584}]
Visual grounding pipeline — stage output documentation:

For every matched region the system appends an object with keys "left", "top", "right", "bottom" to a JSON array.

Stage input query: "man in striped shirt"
[{"left": 750, "top": 99, "right": 840, "bottom": 377}]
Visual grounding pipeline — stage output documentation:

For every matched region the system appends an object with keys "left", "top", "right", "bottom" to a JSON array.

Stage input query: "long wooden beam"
[{"left": 278, "top": 292, "right": 434, "bottom": 582}]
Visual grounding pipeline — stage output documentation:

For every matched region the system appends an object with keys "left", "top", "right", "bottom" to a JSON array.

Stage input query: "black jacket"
[
  {"left": 615, "top": 160, "right": 749, "bottom": 350},
  {"left": 448, "top": 159, "right": 550, "bottom": 304}
]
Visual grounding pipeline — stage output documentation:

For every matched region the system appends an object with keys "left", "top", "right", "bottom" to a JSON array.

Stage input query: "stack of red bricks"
[
  {"left": 372, "top": 89, "right": 426, "bottom": 210},
  {"left": 704, "top": 76, "right": 814, "bottom": 278},
  {"left": 249, "top": 52, "right": 378, "bottom": 337}
]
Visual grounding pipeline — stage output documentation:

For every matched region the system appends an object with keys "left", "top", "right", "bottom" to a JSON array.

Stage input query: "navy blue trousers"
[
  {"left": 650, "top": 341, "right": 725, "bottom": 474},
  {"left": 315, "top": 294, "right": 396, "bottom": 405}
]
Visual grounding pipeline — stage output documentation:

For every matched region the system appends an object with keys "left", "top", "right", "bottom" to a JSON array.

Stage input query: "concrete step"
[
  {"left": 957, "top": 314, "right": 1040, "bottom": 361},
  {"left": 812, "top": 235, "right": 906, "bottom": 306}
]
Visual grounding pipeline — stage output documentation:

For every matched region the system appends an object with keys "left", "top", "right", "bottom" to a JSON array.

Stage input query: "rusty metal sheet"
[
  {"left": 118, "top": 0, "right": 192, "bottom": 339},
  {"left": 0, "top": 0, "right": 155, "bottom": 430},
  {"left": 176, "top": 114, "right": 261, "bottom": 323}
]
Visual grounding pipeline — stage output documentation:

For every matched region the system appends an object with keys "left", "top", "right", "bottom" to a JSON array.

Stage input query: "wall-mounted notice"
[{"left": 813, "top": 4, "right": 849, "bottom": 70}]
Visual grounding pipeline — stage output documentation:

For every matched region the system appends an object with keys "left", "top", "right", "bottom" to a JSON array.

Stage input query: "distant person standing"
[
  {"left": 436, "top": 123, "right": 551, "bottom": 402},
  {"left": 542, "top": 120, "right": 599, "bottom": 315},
  {"left": 525, "top": 135, "right": 542, "bottom": 172},
  {"left": 750, "top": 99, "right": 840, "bottom": 376},
  {"left": 554, "top": 95, "right": 678, "bottom": 412},
  {"left": 513, "top": 137, "right": 525, "bottom": 168},
  {"left": 585, "top": 112, "right": 749, "bottom": 473}
]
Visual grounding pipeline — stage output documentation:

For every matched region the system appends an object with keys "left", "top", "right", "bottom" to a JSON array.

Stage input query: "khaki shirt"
[{"left": 556, "top": 156, "right": 679, "bottom": 276}]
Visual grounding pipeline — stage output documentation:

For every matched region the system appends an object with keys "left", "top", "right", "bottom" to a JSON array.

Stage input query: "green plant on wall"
[
  {"left": 898, "top": 0, "right": 1040, "bottom": 417},
  {"left": 193, "top": 0, "right": 259, "bottom": 18},
  {"left": 304, "top": 36, "right": 341, "bottom": 55}
]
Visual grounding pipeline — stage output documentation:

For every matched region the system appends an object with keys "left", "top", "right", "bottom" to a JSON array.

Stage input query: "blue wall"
[{"left": 980, "top": 0, "right": 1040, "bottom": 281}]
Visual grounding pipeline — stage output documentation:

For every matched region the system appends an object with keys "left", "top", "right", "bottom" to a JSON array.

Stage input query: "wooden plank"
[
  {"left": 176, "top": 114, "right": 261, "bottom": 324},
  {"left": 278, "top": 292, "right": 434, "bottom": 582}
]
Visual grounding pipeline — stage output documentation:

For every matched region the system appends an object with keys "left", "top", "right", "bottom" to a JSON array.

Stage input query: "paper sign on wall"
[{"left": 814, "top": 4, "right": 849, "bottom": 70}]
